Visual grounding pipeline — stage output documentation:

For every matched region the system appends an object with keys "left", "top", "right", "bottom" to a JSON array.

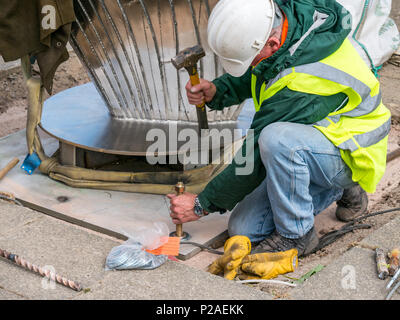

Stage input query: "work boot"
[
  {"left": 335, "top": 185, "right": 368, "bottom": 222},
  {"left": 251, "top": 227, "right": 319, "bottom": 257}
]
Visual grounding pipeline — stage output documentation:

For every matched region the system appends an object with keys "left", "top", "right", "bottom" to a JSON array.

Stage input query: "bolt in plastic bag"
[{"left": 105, "top": 222, "right": 170, "bottom": 271}]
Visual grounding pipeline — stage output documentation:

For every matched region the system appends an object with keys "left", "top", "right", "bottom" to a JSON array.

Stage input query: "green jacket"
[{"left": 198, "top": 0, "right": 352, "bottom": 212}]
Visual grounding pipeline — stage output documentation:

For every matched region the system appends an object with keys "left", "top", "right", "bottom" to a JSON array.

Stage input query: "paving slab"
[
  {"left": 290, "top": 242, "right": 400, "bottom": 301},
  {"left": 360, "top": 215, "right": 400, "bottom": 250},
  {"left": 290, "top": 247, "right": 397, "bottom": 300},
  {"left": 289, "top": 203, "right": 400, "bottom": 300},
  {"left": 0, "top": 288, "right": 26, "bottom": 300},
  {"left": 0, "top": 201, "right": 43, "bottom": 236},
  {"left": 0, "top": 258, "right": 79, "bottom": 300},
  {"left": 0, "top": 201, "right": 272, "bottom": 300},
  {"left": 74, "top": 260, "right": 272, "bottom": 300},
  {"left": 0, "top": 202, "right": 120, "bottom": 299}
]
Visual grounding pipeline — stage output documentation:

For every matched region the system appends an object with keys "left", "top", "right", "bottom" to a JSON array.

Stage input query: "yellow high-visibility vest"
[{"left": 251, "top": 38, "right": 391, "bottom": 193}]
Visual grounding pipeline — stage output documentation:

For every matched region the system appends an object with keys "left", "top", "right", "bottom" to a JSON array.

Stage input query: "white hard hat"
[{"left": 207, "top": 0, "right": 276, "bottom": 77}]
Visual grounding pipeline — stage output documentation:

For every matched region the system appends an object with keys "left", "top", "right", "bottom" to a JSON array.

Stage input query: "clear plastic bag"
[{"left": 105, "top": 222, "right": 169, "bottom": 271}]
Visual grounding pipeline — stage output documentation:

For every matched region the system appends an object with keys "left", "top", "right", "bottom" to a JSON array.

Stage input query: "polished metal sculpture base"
[{"left": 40, "top": 83, "right": 241, "bottom": 168}]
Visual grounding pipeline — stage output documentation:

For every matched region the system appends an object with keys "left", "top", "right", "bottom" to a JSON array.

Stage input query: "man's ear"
[{"left": 267, "top": 36, "right": 281, "bottom": 53}]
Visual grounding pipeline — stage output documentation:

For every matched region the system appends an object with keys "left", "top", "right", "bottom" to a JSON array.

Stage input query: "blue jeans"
[{"left": 229, "top": 100, "right": 356, "bottom": 241}]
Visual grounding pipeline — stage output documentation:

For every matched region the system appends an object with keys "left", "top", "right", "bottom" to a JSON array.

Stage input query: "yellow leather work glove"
[
  {"left": 238, "top": 248, "right": 298, "bottom": 280},
  {"left": 208, "top": 235, "right": 251, "bottom": 280}
]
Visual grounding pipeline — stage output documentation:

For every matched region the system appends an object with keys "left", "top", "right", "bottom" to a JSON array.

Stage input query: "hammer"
[{"left": 172, "top": 45, "right": 209, "bottom": 132}]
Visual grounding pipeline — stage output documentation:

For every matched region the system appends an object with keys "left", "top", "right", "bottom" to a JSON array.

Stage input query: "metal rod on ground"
[
  {"left": 0, "top": 248, "right": 82, "bottom": 292},
  {"left": 385, "top": 259, "right": 400, "bottom": 300},
  {"left": 0, "top": 158, "right": 19, "bottom": 180},
  {"left": 169, "top": 181, "right": 191, "bottom": 240},
  {"left": 175, "top": 181, "right": 185, "bottom": 237},
  {"left": 386, "top": 268, "right": 400, "bottom": 290},
  {"left": 386, "top": 280, "right": 400, "bottom": 300}
]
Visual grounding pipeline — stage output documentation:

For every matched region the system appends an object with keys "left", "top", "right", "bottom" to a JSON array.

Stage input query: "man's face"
[{"left": 251, "top": 36, "right": 281, "bottom": 67}]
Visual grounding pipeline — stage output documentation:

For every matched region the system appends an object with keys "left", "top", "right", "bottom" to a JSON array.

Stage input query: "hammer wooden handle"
[
  {"left": 0, "top": 158, "right": 19, "bottom": 181},
  {"left": 189, "top": 74, "right": 206, "bottom": 109},
  {"left": 189, "top": 71, "right": 209, "bottom": 131}
]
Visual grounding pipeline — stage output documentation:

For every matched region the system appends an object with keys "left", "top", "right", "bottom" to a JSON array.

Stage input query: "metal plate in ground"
[
  {"left": 0, "top": 129, "right": 230, "bottom": 260},
  {"left": 40, "top": 83, "right": 240, "bottom": 156}
]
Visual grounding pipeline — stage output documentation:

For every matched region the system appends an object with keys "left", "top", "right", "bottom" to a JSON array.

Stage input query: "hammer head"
[{"left": 171, "top": 45, "right": 205, "bottom": 70}]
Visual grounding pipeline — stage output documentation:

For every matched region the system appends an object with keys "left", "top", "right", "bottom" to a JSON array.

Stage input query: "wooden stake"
[{"left": 0, "top": 158, "right": 19, "bottom": 180}]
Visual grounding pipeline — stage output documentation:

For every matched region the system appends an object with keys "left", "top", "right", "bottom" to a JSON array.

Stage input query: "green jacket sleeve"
[
  {"left": 198, "top": 87, "right": 347, "bottom": 212},
  {"left": 206, "top": 68, "right": 253, "bottom": 111}
]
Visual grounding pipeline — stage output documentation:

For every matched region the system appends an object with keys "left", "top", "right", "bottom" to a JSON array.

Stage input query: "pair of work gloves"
[{"left": 208, "top": 235, "right": 298, "bottom": 280}]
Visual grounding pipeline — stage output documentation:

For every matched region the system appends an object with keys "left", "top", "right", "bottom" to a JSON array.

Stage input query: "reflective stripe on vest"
[
  {"left": 260, "top": 62, "right": 382, "bottom": 121},
  {"left": 258, "top": 61, "right": 389, "bottom": 152},
  {"left": 296, "top": 63, "right": 383, "bottom": 121},
  {"left": 337, "top": 118, "right": 391, "bottom": 152}
]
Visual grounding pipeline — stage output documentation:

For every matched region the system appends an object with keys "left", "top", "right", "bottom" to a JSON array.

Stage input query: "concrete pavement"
[
  {"left": 290, "top": 216, "right": 400, "bottom": 300},
  {"left": 0, "top": 200, "right": 272, "bottom": 300},
  {"left": 1, "top": 196, "right": 400, "bottom": 301}
]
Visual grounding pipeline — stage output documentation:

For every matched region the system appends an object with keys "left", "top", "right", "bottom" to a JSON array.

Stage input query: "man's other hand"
[
  {"left": 167, "top": 192, "right": 200, "bottom": 224},
  {"left": 185, "top": 79, "right": 216, "bottom": 106}
]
